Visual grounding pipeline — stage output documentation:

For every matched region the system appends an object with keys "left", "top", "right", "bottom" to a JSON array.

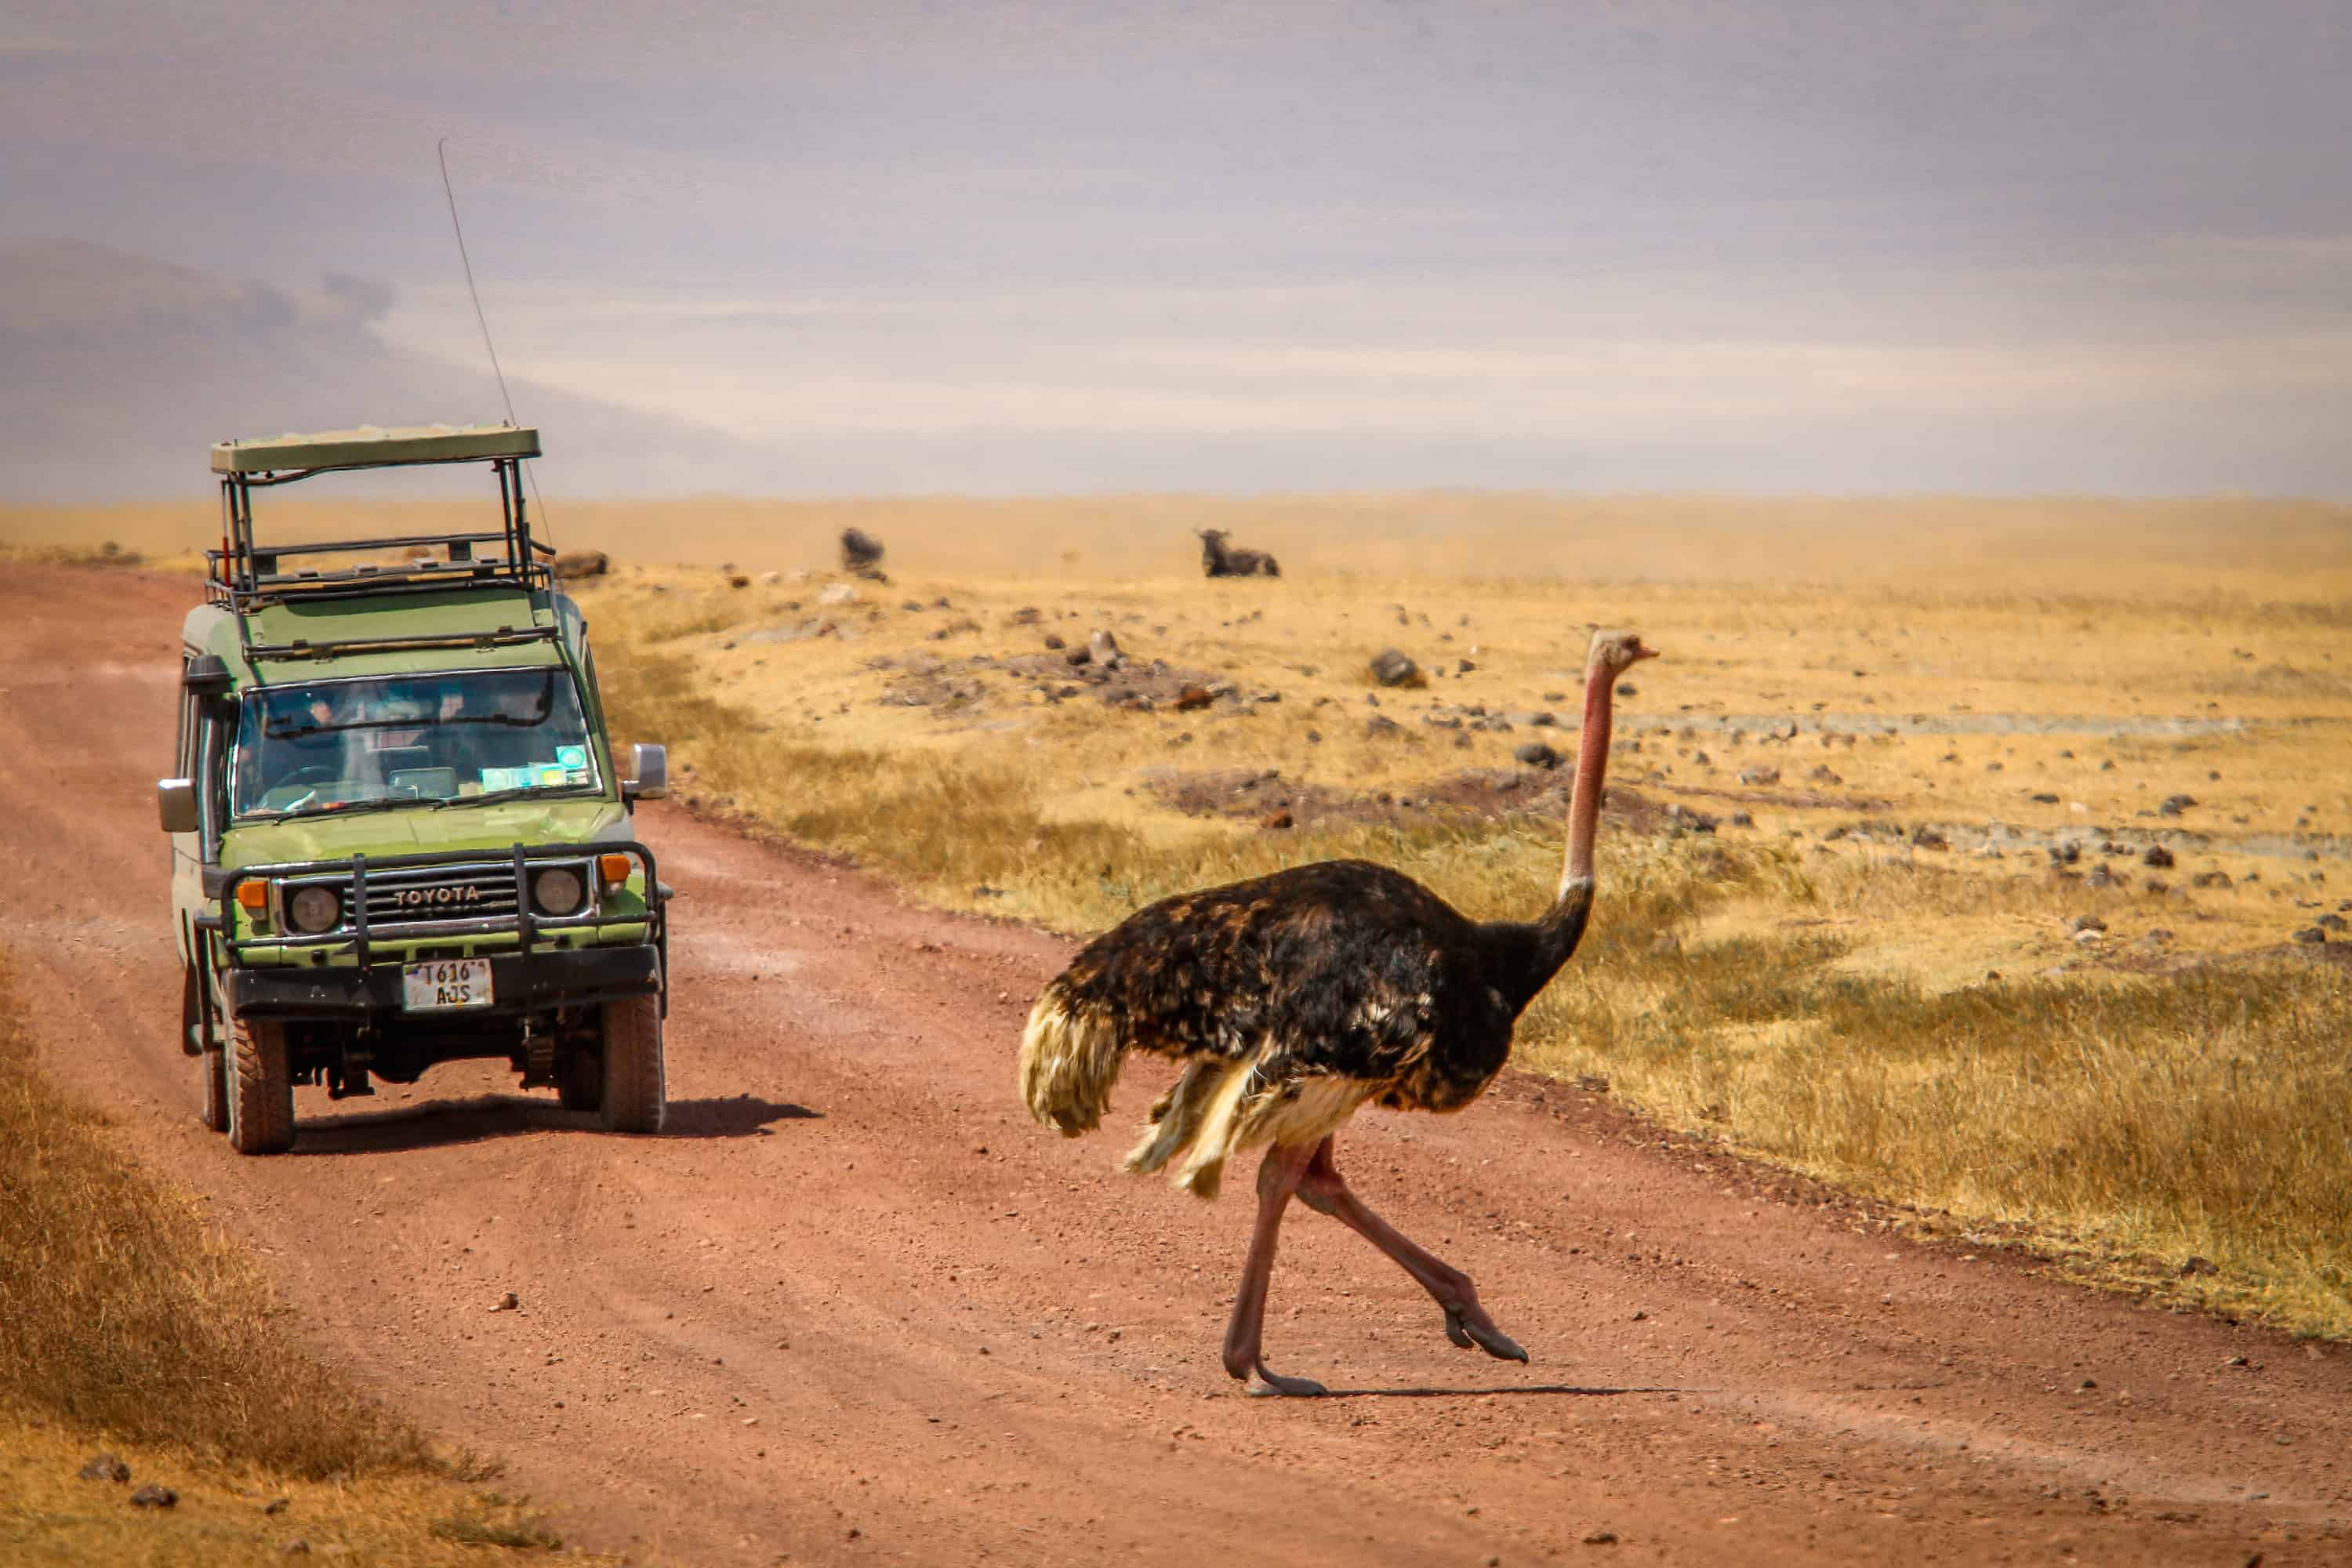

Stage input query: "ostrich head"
[{"left": 1585, "top": 628, "right": 1660, "bottom": 680}]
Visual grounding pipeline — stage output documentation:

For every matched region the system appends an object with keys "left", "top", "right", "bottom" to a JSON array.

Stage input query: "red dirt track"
[{"left": 5, "top": 562, "right": 2348, "bottom": 1566}]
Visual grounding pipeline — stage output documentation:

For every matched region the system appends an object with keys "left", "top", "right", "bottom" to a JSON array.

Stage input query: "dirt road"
[{"left": 5, "top": 562, "right": 2347, "bottom": 1566}]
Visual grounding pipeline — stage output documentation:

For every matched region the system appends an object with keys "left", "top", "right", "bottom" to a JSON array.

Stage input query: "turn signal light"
[
  {"left": 597, "top": 853, "right": 632, "bottom": 891},
  {"left": 236, "top": 882, "right": 269, "bottom": 911}
]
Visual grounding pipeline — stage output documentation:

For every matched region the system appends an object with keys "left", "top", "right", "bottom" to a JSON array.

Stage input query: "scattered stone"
[
  {"left": 492, "top": 1290, "right": 519, "bottom": 1312},
  {"left": 128, "top": 1485, "right": 177, "bottom": 1508},
  {"left": 1728, "top": 810, "right": 1754, "bottom": 829},
  {"left": 1737, "top": 766, "right": 1780, "bottom": 787},
  {"left": 264, "top": 1498, "right": 290, "bottom": 1515},
  {"left": 818, "top": 583, "right": 858, "bottom": 607},
  {"left": 2143, "top": 844, "right": 2175, "bottom": 869},
  {"left": 1172, "top": 686, "right": 1215, "bottom": 712},
  {"left": 1365, "top": 716, "right": 1403, "bottom": 738},
  {"left": 1087, "top": 628, "right": 1125, "bottom": 669},
  {"left": 1910, "top": 826, "right": 1948, "bottom": 851},
  {"left": 2047, "top": 841, "right": 2082, "bottom": 866},
  {"left": 1260, "top": 809, "right": 1294, "bottom": 830},
  {"left": 2318, "top": 913, "right": 2348, "bottom": 932},
  {"left": 281, "top": 1541, "right": 310, "bottom": 1555},
  {"left": 2085, "top": 864, "right": 2118, "bottom": 890},
  {"left": 1457, "top": 658, "right": 1478, "bottom": 674},
  {"left": 550, "top": 549, "right": 609, "bottom": 581},
  {"left": 2031, "top": 791, "right": 2060, "bottom": 804},
  {"left": 2143, "top": 878, "right": 2169, "bottom": 895},
  {"left": 727, "top": 573, "right": 750, "bottom": 590},
  {"left": 1011, "top": 605, "right": 1043, "bottom": 625},
  {"left": 2180, "top": 1255, "right": 2220, "bottom": 1277},
  {"left": 2141, "top": 928, "right": 2172, "bottom": 945},
  {"left": 1583, "top": 1530, "right": 1618, "bottom": 1546},
  {"left": 2159, "top": 793, "right": 2197, "bottom": 816},
  {"left": 1984, "top": 760, "right": 2004, "bottom": 772},
  {"left": 1251, "top": 690, "right": 1282, "bottom": 704},
  {"left": 1691, "top": 749, "right": 1711, "bottom": 766},
  {"left": 78, "top": 1454, "right": 130, "bottom": 1483},
  {"left": 1528, "top": 710, "right": 1556, "bottom": 728},
  {"left": 2191, "top": 870, "right": 2233, "bottom": 890},
  {"left": 1664, "top": 803, "right": 1717, "bottom": 834},
  {"left": 1513, "top": 742, "right": 1561, "bottom": 770},
  {"left": 1809, "top": 764, "right": 1843, "bottom": 785},
  {"left": 1369, "top": 648, "right": 1425, "bottom": 688},
  {"left": 2292, "top": 927, "right": 2327, "bottom": 946},
  {"left": 1043, "top": 633, "right": 1065, "bottom": 650}
]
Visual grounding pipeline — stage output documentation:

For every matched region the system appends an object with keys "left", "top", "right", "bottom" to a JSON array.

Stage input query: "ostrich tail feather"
[{"left": 1018, "top": 982, "right": 1127, "bottom": 1136}]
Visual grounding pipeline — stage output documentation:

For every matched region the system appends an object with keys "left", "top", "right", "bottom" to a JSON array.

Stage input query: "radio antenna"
[
  {"left": 438, "top": 138, "right": 517, "bottom": 426},
  {"left": 437, "top": 138, "right": 554, "bottom": 543}
]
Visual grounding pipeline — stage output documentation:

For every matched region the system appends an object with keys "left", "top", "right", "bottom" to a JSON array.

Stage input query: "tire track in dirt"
[{"left": 3, "top": 563, "right": 2347, "bottom": 1566}]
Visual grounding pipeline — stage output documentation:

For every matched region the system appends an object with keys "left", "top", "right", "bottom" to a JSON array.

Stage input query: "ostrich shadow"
[
  {"left": 1311, "top": 1381, "right": 1704, "bottom": 1400},
  {"left": 285, "top": 1092, "right": 818, "bottom": 1155}
]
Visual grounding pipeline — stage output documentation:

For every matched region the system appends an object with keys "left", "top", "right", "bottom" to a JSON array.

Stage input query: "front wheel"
[
  {"left": 225, "top": 1014, "right": 295, "bottom": 1155},
  {"left": 200, "top": 1047, "right": 229, "bottom": 1132},
  {"left": 599, "top": 995, "right": 665, "bottom": 1134}
]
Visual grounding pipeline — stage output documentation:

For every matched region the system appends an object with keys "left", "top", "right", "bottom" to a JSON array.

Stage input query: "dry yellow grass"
[
  {"left": 11, "top": 493, "right": 2352, "bottom": 1337},
  {"left": 0, "top": 951, "right": 597, "bottom": 1563}
]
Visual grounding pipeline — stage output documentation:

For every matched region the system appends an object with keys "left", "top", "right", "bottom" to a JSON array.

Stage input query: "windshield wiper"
[
  {"left": 429, "top": 786, "right": 592, "bottom": 810},
  {"left": 246, "top": 794, "right": 429, "bottom": 822}
]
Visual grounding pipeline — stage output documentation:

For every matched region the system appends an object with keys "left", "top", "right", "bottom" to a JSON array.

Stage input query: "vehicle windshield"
[{"left": 230, "top": 668, "right": 601, "bottom": 820}]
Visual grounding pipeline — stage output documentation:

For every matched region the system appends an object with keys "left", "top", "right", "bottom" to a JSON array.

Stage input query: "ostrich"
[
  {"left": 840, "top": 527, "right": 887, "bottom": 576},
  {"left": 1196, "top": 528, "right": 1280, "bottom": 578},
  {"left": 1018, "top": 626, "right": 1657, "bottom": 1396}
]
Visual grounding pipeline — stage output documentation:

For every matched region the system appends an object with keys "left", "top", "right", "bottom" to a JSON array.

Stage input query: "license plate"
[{"left": 402, "top": 958, "right": 493, "bottom": 1011}]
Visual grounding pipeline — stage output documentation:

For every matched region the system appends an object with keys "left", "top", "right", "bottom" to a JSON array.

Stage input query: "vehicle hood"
[{"left": 221, "top": 798, "right": 630, "bottom": 869}]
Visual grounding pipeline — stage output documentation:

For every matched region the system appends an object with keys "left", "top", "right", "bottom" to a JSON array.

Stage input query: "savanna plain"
[{"left": 13, "top": 489, "right": 2351, "bottom": 1359}]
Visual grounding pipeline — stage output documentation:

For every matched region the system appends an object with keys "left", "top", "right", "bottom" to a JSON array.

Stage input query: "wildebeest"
[
  {"left": 1196, "top": 528, "right": 1279, "bottom": 579},
  {"left": 840, "top": 528, "right": 887, "bottom": 578}
]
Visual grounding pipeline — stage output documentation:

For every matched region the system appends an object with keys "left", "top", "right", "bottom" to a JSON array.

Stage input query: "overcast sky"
[{"left": 5, "top": 2, "right": 2349, "bottom": 495}]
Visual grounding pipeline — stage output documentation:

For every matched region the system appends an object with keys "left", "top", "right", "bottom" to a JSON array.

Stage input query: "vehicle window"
[
  {"left": 229, "top": 668, "right": 600, "bottom": 820},
  {"left": 175, "top": 664, "right": 199, "bottom": 776}
]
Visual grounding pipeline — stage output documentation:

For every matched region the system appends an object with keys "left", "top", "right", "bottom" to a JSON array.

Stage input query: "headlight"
[
  {"left": 287, "top": 884, "right": 342, "bottom": 935},
  {"left": 530, "top": 866, "right": 586, "bottom": 916}
]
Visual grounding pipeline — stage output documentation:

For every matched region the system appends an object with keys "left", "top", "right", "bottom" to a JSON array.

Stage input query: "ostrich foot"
[
  {"left": 1242, "top": 1363, "right": 1329, "bottom": 1398},
  {"left": 1443, "top": 1303, "right": 1530, "bottom": 1363}
]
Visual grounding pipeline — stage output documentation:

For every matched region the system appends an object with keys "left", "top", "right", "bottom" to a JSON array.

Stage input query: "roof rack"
[{"left": 205, "top": 425, "right": 555, "bottom": 655}]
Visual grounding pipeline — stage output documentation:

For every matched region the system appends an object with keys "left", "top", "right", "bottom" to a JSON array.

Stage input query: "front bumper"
[{"left": 228, "top": 944, "right": 661, "bottom": 1020}]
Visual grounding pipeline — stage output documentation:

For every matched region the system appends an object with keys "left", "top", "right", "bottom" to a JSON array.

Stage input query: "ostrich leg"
[
  {"left": 1220, "top": 1142, "right": 1327, "bottom": 1397},
  {"left": 1296, "top": 1137, "right": 1529, "bottom": 1363}
]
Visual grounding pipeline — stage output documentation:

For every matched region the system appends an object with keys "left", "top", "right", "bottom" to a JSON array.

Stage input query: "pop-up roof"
[{"left": 211, "top": 423, "right": 541, "bottom": 474}]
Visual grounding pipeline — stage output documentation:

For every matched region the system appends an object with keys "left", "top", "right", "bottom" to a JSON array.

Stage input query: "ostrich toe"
[
  {"left": 1446, "top": 1303, "right": 1530, "bottom": 1363},
  {"left": 1243, "top": 1365, "right": 1329, "bottom": 1398}
]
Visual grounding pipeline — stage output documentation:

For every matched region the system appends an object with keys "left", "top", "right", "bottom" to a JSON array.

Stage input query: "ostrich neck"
[
  {"left": 1483, "top": 659, "right": 1617, "bottom": 1014},
  {"left": 1562, "top": 659, "right": 1616, "bottom": 894}
]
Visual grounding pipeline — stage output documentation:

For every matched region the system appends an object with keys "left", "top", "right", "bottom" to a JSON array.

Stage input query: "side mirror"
[
  {"left": 622, "top": 742, "right": 668, "bottom": 802},
  {"left": 158, "top": 778, "right": 199, "bottom": 834}
]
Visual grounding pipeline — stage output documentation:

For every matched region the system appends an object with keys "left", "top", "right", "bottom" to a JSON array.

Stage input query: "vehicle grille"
[{"left": 363, "top": 865, "right": 522, "bottom": 927}]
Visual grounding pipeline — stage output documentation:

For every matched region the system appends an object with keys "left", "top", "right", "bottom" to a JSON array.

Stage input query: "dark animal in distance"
[
  {"left": 840, "top": 528, "right": 887, "bottom": 578},
  {"left": 1196, "top": 528, "right": 1280, "bottom": 578},
  {"left": 1019, "top": 626, "right": 1658, "bottom": 1396}
]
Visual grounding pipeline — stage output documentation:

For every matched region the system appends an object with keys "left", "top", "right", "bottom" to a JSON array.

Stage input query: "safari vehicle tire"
[
  {"left": 226, "top": 1013, "right": 296, "bottom": 1155},
  {"left": 185, "top": 964, "right": 230, "bottom": 1132},
  {"left": 557, "top": 1047, "right": 604, "bottom": 1112},
  {"left": 201, "top": 1047, "right": 230, "bottom": 1132},
  {"left": 600, "top": 995, "right": 665, "bottom": 1134}
]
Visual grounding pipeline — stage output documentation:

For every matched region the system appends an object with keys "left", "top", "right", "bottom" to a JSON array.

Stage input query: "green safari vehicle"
[{"left": 160, "top": 424, "right": 673, "bottom": 1153}]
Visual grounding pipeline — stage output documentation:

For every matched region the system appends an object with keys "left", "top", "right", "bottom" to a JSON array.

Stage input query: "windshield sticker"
[{"left": 556, "top": 745, "right": 588, "bottom": 770}]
